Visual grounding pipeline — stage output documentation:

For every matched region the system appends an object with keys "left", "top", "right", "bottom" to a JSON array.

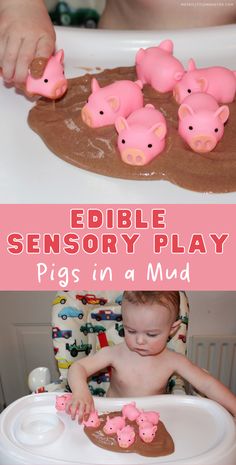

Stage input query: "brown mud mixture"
[
  {"left": 84, "top": 410, "right": 174, "bottom": 457},
  {"left": 28, "top": 66, "right": 236, "bottom": 193}
]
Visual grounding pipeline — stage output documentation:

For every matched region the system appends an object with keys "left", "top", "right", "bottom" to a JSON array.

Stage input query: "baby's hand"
[
  {"left": 66, "top": 391, "right": 95, "bottom": 424},
  {"left": 0, "top": 0, "right": 56, "bottom": 84}
]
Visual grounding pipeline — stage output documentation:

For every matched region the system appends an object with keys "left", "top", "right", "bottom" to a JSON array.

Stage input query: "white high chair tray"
[
  {"left": 0, "top": 25, "right": 236, "bottom": 203},
  {"left": 0, "top": 393, "right": 235, "bottom": 465}
]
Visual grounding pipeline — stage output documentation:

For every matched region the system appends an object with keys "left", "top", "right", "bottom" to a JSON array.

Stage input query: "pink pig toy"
[
  {"left": 178, "top": 92, "right": 230, "bottom": 154},
  {"left": 26, "top": 49, "right": 68, "bottom": 100},
  {"left": 83, "top": 411, "right": 101, "bottom": 428},
  {"left": 173, "top": 58, "right": 236, "bottom": 104},
  {"left": 136, "top": 410, "right": 160, "bottom": 426},
  {"left": 115, "top": 104, "right": 167, "bottom": 166},
  {"left": 117, "top": 425, "right": 136, "bottom": 448},
  {"left": 81, "top": 78, "right": 143, "bottom": 128},
  {"left": 103, "top": 415, "right": 126, "bottom": 434},
  {"left": 139, "top": 422, "right": 158, "bottom": 443},
  {"left": 135, "top": 39, "right": 184, "bottom": 93},
  {"left": 55, "top": 393, "right": 72, "bottom": 411},
  {"left": 122, "top": 402, "right": 141, "bottom": 421}
]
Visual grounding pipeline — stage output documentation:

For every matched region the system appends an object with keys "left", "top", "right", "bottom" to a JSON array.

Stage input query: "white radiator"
[{"left": 187, "top": 335, "right": 236, "bottom": 394}]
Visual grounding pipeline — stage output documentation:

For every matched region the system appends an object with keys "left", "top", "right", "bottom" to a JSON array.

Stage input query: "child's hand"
[
  {"left": 66, "top": 390, "right": 95, "bottom": 423},
  {"left": 0, "top": 0, "right": 56, "bottom": 84}
]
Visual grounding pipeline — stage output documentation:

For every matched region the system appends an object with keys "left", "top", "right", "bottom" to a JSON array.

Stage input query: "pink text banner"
[{"left": 0, "top": 204, "right": 235, "bottom": 290}]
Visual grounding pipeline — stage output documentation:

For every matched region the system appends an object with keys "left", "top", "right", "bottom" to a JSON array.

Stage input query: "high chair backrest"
[{"left": 52, "top": 291, "right": 189, "bottom": 396}]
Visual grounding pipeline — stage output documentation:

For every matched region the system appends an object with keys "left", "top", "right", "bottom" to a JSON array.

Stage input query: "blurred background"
[{"left": 45, "top": 0, "right": 105, "bottom": 28}]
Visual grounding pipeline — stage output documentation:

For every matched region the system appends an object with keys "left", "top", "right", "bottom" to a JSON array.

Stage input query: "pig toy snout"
[
  {"left": 52, "top": 80, "right": 68, "bottom": 99},
  {"left": 191, "top": 134, "right": 216, "bottom": 153},
  {"left": 121, "top": 148, "right": 145, "bottom": 166},
  {"left": 81, "top": 106, "right": 93, "bottom": 127},
  {"left": 173, "top": 86, "right": 180, "bottom": 103}
]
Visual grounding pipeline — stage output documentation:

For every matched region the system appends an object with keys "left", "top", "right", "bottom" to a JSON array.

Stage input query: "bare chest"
[{"left": 110, "top": 352, "right": 173, "bottom": 397}]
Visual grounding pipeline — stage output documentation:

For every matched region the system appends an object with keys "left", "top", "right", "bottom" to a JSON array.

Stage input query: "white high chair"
[{"left": 28, "top": 290, "right": 190, "bottom": 396}]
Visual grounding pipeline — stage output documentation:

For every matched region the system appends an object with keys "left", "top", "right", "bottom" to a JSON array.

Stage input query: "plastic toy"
[
  {"left": 178, "top": 92, "right": 230, "bottom": 153},
  {"left": 138, "top": 421, "right": 158, "bottom": 443},
  {"left": 173, "top": 58, "right": 236, "bottom": 104},
  {"left": 103, "top": 415, "right": 126, "bottom": 434},
  {"left": 83, "top": 411, "right": 101, "bottom": 428},
  {"left": 115, "top": 104, "right": 167, "bottom": 166},
  {"left": 122, "top": 402, "right": 140, "bottom": 421},
  {"left": 81, "top": 78, "right": 143, "bottom": 128},
  {"left": 55, "top": 393, "right": 72, "bottom": 411},
  {"left": 49, "top": 2, "right": 99, "bottom": 28},
  {"left": 117, "top": 425, "right": 136, "bottom": 448},
  {"left": 136, "top": 410, "right": 160, "bottom": 425},
  {"left": 135, "top": 39, "right": 184, "bottom": 93},
  {"left": 26, "top": 50, "right": 67, "bottom": 100}
]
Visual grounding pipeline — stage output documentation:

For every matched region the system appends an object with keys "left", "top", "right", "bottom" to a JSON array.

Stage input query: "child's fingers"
[
  {"left": 65, "top": 399, "right": 72, "bottom": 415},
  {"left": 13, "top": 38, "right": 37, "bottom": 83},
  {"left": 36, "top": 34, "right": 55, "bottom": 59},
  {"left": 85, "top": 402, "right": 92, "bottom": 416},
  {"left": 90, "top": 399, "right": 95, "bottom": 412},
  {"left": 70, "top": 401, "right": 79, "bottom": 420},
  {"left": 77, "top": 402, "right": 86, "bottom": 424},
  {"left": 1, "top": 34, "right": 21, "bottom": 81}
]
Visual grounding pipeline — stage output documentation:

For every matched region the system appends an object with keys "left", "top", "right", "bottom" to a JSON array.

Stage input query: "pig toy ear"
[
  {"left": 135, "top": 48, "right": 145, "bottom": 65},
  {"left": 178, "top": 103, "right": 194, "bottom": 120},
  {"left": 196, "top": 77, "right": 208, "bottom": 92},
  {"left": 214, "top": 105, "right": 230, "bottom": 124},
  {"left": 115, "top": 116, "right": 129, "bottom": 133},
  {"left": 174, "top": 71, "right": 184, "bottom": 81},
  {"left": 107, "top": 96, "right": 120, "bottom": 111},
  {"left": 149, "top": 122, "right": 167, "bottom": 140},
  {"left": 91, "top": 78, "right": 100, "bottom": 93},
  {"left": 55, "top": 49, "right": 64, "bottom": 63},
  {"left": 159, "top": 39, "right": 173, "bottom": 54},
  {"left": 187, "top": 58, "right": 196, "bottom": 71},
  {"left": 153, "top": 426, "right": 157, "bottom": 433}
]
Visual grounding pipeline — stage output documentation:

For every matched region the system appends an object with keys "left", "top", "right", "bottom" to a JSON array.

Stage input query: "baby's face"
[{"left": 122, "top": 300, "right": 174, "bottom": 356}]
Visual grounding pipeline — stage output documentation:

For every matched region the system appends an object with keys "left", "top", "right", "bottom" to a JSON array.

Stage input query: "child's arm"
[
  {"left": 66, "top": 346, "right": 113, "bottom": 423},
  {"left": 0, "top": 0, "right": 55, "bottom": 84},
  {"left": 173, "top": 353, "right": 236, "bottom": 417}
]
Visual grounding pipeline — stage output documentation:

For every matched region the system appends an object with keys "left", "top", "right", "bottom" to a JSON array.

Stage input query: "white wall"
[{"left": 187, "top": 291, "right": 236, "bottom": 337}]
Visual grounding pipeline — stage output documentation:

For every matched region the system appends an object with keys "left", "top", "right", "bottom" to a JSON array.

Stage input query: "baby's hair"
[{"left": 122, "top": 291, "right": 180, "bottom": 320}]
